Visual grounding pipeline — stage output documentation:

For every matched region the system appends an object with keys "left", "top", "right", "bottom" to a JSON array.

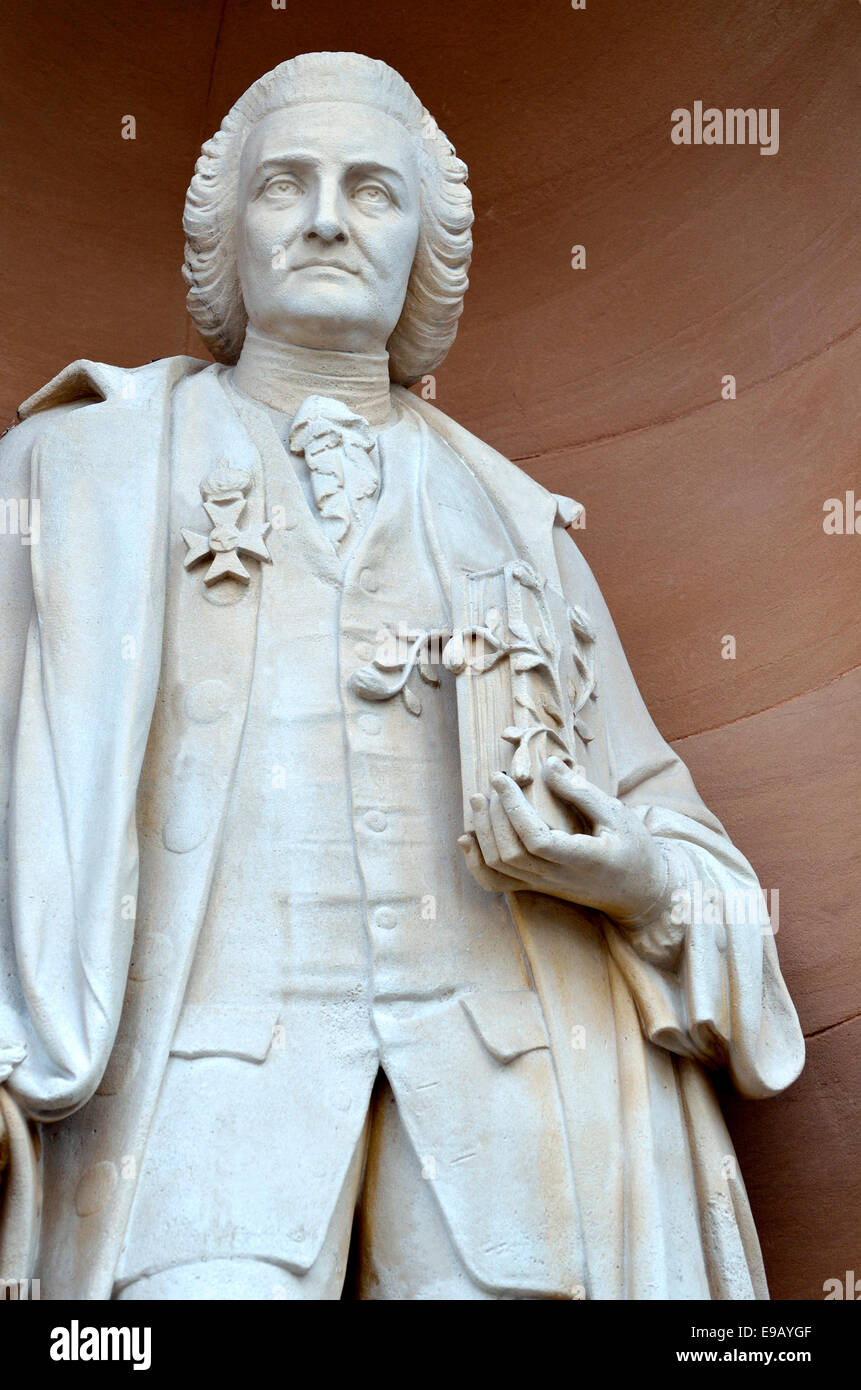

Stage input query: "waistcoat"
[{"left": 115, "top": 377, "right": 583, "bottom": 1297}]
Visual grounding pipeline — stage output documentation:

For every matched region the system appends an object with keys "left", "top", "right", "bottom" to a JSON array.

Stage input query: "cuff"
[{"left": 612, "top": 841, "right": 688, "bottom": 968}]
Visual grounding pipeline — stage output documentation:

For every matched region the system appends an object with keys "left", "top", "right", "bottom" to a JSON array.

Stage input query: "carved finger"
[
  {"left": 489, "top": 772, "right": 562, "bottom": 860},
  {"left": 469, "top": 793, "right": 504, "bottom": 869},
  {"left": 488, "top": 790, "right": 533, "bottom": 870},
  {"left": 457, "top": 833, "right": 513, "bottom": 893},
  {"left": 542, "top": 758, "right": 618, "bottom": 828}
]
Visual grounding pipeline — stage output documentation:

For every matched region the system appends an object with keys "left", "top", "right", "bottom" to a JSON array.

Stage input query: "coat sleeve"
[
  {"left": 0, "top": 400, "right": 113, "bottom": 1121},
  {"left": 0, "top": 413, "right": 55, "bottom": 1093},
  {"left": 552, "top": 523, "right": 805, "bottom": 1099}
]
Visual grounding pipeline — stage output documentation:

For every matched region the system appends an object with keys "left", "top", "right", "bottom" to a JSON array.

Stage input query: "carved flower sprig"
[
  {"left": 441, "top": 604, "right": 553, "bottom": 679},
  {"left": 346, "top": 567, "right": 599, "bottom": 758},
  {"left": 348, "top": 627, "right": 451, "bottom": 716},
  {"left": 442, "top": 590, "right": 576, "bottom": 784},
  {"left": 500, "top": 720, "right": 572, "bottom": 786}
]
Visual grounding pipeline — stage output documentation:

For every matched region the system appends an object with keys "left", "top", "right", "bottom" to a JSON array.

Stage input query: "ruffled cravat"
[
  {"left": 228, "top": 331, "right": 395, "bottom": 552},
  {"left": 289, "top": 395, "right": 378, "bottom": 548}
]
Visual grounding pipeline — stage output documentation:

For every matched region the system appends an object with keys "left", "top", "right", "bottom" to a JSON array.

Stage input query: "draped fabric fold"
[
  {"left": 0, "top": 360, "right": 200, "bottom": 1124},
  {"left": 545, "top": 520, "right": 805, "bottom": 1102}
]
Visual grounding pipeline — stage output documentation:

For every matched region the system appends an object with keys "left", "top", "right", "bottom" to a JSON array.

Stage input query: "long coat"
[{"left": 0, "top": 357, "right": 804, "bottom": 1298}]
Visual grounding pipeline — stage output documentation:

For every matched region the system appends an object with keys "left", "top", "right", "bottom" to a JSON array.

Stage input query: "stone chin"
[
  {"left": 243, "top": 279, "right": 410, "bottom": 357},
  {"left": 244, "top": 276, "right": 362, "bottom": 346}
]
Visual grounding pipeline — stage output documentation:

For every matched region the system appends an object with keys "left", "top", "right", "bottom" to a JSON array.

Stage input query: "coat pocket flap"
[
  {"left": 170, "top": 1004, "right": 278, "bottom": 1063},
  {"left": 461, "top": 990, "right": 549, "bottom": 1063}
]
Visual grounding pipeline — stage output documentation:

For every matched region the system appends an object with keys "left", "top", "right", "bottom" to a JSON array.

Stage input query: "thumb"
[{"left": 542, "top": 758, "right": 617, "bottom": 827}]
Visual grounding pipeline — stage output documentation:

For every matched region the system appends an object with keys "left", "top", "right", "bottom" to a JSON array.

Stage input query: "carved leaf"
[
  {"left": 515, "top": 692, "right": 539, "bottom": 716},
  {"left": 568, "top": 604, "right": 596, "bottom": 642},
  {"left": 472, "top": 626, "right": 506, "bottom": 651},
  {"left": 485, "top": 607, "right": 505, "bottom": 639},
  {"left": 442, "top": 632, "right": 466, "bottom": 674},
  {"left": 507, "top": 617, "right": 531, "bottom": 642},
  {"left": 419, "top": 660, "right": 440, "bottom": 686},
  {"left": 541, "top": 696, "right": 563, "bottom": 726},
  {"left": 349, "top": 667, "right": 400, "bottom": 701},
  {"left": 512, "top": 653, "right": 544, "bottom": 673},
  {"left": 512, "top": 562, "right": 542, "bottom": 592},
  {"left": 470, "top": 644, "right": 511, "bottom": 673},
  {"left": 402, "top": 684, "right": 422, "bottom": 716}
]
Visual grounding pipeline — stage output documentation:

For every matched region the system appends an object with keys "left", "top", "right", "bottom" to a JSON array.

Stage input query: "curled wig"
[{"left": 182, "top": 52, "right": 473, "bottom": 385}]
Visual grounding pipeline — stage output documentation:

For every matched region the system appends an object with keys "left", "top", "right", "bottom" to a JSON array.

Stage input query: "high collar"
[{"left": 229, "top": 328, "right": 395, "bottom": 429}]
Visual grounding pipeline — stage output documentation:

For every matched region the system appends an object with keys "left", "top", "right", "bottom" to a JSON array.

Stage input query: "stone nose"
[{"left": 304, "top": 180, "right": 348, "bottom": 244}]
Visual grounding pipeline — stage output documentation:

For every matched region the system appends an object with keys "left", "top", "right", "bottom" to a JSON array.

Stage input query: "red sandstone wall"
[{"left": 1, "top": 0, "right": 858, "bottom": 1300}]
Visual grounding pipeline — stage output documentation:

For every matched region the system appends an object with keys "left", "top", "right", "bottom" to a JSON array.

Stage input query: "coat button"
[
  {"left": 359, "top": 568, "right": 379, "bottom": 593},
  {"left": 128, "top": 931, "right": 174, "bottom": 982},
  {"left": 75, "top": 1161, "right": 118, "bottom": 1217},
  {"left": 354, "top": 640, "right": 375, "bottom": 662},
  {"left": 184, "top": 679, "right": 232, "bottom": 724},
  {"left": 357, "top": 713, "right": 381, "bottom": 735},
  {"left": 374, "top": 907, "right": 397, "bottom": 930},
  {"left": 363, "top": 810, "right": 388, "bottom": 832},
  {"left": 203, "top": 580, "right": 247, "bottom": 608},
  {"left": 162, "top": 809, "right": 211, "bottom": 854}
]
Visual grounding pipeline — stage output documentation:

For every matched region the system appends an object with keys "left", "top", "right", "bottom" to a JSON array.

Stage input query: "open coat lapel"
[
  {"left": 10, "top": 359, "right": 193, "bottom": 1118},
  {"left": 34, "top": 363, "right": 268, "bottom": 1297}
]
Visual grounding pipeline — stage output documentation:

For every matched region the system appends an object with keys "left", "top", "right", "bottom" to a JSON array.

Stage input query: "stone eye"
[
  {"left": 264, "top": 176, "right": 303, "bottom": 198},
  {"left": 354, "top": 184, "right": 390, "bottom": 207}
]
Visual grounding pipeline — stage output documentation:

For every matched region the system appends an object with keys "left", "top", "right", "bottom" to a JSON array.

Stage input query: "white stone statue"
[{"left": 0, "top": 51, "right": 804, "bottom": 1301}]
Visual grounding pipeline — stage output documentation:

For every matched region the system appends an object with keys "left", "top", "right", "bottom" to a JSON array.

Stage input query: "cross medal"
[{"left": 182, "top": 465, "right": 272, "bottom": 586}]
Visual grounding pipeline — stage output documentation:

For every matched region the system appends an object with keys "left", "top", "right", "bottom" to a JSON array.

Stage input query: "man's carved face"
[{"left": 236, "top": 101, "right": 422, "bottom": 354}]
